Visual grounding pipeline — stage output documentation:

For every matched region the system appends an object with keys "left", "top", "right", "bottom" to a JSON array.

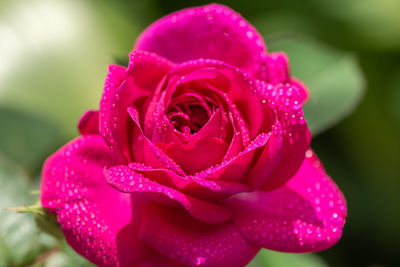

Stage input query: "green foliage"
[
  {"left": 308, "top": 0, "right": 400, "bottom": 50},
  {"left": 0, "top": 154, "right": 92, "bottom": 266},
  {"left": 0, "top": 108, "right": 65, "bottom": 178},
  {"left": 32, "top": 241, "right": 95, "bottom": 267},
  {"left": 0, "top": 155, "right": 52, "bottom": 266},
  {"left": 0, "top": 0, "right": 143, "bottom": 138},
  {"left": 247, "top": 249, "right": 327, "bottom": 267}
]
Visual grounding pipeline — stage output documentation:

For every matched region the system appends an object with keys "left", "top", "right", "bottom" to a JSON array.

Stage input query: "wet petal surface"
[
  {"left": 135, "top": 4, "right": 268, "bottom": 80},
  {"left": 140, "top": 203, "right": 259, "bottom": 267},
  {"left": 40, "top": 136, "right": 154, "bottom": 266},
  {"left": 227, "top": 150, "right": 347, "bottom": 252},
  {"left": 105, "top": 165, "right": 232, "bottom": 224}
]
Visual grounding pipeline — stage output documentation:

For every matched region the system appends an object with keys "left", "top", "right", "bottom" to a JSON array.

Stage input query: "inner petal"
[
  {"left": 188, "top": 104, "right": 209, "bottom": 133},
  {"left": 167, "top": 93, "right": 216, "bottom": 135},
  {"left": 157, "top": 137, "right": 229, "bottom": 175}
]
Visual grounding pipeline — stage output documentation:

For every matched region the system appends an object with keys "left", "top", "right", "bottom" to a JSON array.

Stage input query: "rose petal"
[
  {"left": 128, "top": 162, "right": 190, "bottom": 190},
  {"left": 127, "top": 50, "right": 175, "bottom": 91},
  {"left": 189, "top": 176, "right": 249, "bottom": 201},
  {"left": 99, "top": 51, "right": 174, "bottom": 162},
  {"left": 291, "top": 78, "right": 310, "bottom": 104},
  {"left": 256, "top": 80, "right": 311, "bottom": 190},
  {"left": 105, "top": 165, "right": 232, "bottom": 224},
  {"left": 149, "top": 113, "right": 181, "bottom": 144},
  {"left": 40, "top": 136, "right": 154, "bottom": 266},
  {"left": 136, "top": 255, "right": 188, "bottom": 267},
  {"left": 128, "top": 163, "right": 249, "bottom": 202},
  {"left": 224, "top": 111, "right": 247, "bottom": 160},
  {"left": 194, "top": 132, "right": 270, "bottom": 182},
  {"left": 226, "top": 151, "right": 347, "bottom": 252},
  {"left": 140, "top": 203, "right": 260, "bottom": 267},
  {"left": 135, "top": 3, "right": 268, "bottom": 80},
  {"left": 128, "top": 106, "right": 186, "bottom": 175},
  {"left": 192, "top": 109, "right": 223, "bottom": 140},
  {"left": 157, "top": 137, "right": 229, "bottom": 175},
  {"left": 99, "top": 64, "right": 128, "bottom": 162},
  {"left": 160, "top": 76, "right": 233, "bottom": 143},
  {"left": 168, "top": 59, "right": 273, "bottom": 140},
  {"left": 265, "top": 52, "right": 290, "bottom": 85},
  {"left": 78, "top": 110, "right": 99, "bottom": 135},
  {"left": 265, "top": 52, "right": 309, "bottom": 102},
  {"left": 245, "top": 121, "right": 283, "bottom": 189}
]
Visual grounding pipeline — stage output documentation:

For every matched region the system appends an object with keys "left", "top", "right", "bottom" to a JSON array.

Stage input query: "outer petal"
[
  {"left": 99, "top": 64, "right": 128, "bottom": 162},
  {"left": 265, "top": 52, "right": 309, "bottom": 102},
  {"left": 105, "top": 165, "right": 232, "bottom": 224},
  {"left": 140, "top": 203, "right": 260, "bottom": 267},
  {"left": 137, "top": 255, "right": 188, "bottom": 267},
  {"left": 78, "top": 110, "right": 99, "bottom": 135},
  {"left": 99, "top": 51, "right": 174, "bottom": 162},
  {"left": 256, "top": 80, "right": 311, "bottom": 190},
  {"left": 135, "top": 4, "right": 268, "bottom": 80},
  {"left": 265, "top": 52, "right": 290, "bottom": 85},
  {"left": 40, "top": 136, "right": 155, "bottom": 266},
  {"left": 226, "top": 150, "right": 347, "bottom": 252}
]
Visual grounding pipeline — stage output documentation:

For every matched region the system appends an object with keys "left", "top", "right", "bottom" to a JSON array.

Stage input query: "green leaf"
[
  {"left": 0, "top": 154, "right": 56, "bottom": 266},
  {"left": 387, "top": 69, "right": 400, "bottom": 126},
  {"left": 252, "top": 10, "right": 318, "bottom": 39},
  {"left": 247, "top": 249, "right": 328, "bottom": 267},
  {"left": 39, "top": 241, "right": 95, "bottom": 267},
  {"left": 268, "top": 34, "right": 365, "bottom": 135},
  {"left": 309, "top": 0, "right": 400, "bottom": 50},
  {"left": 0, "top": 107, "right": 66, "bottom": 178},
  {"left": 9, "top": 201, "right": 64, "bottom": 241}
]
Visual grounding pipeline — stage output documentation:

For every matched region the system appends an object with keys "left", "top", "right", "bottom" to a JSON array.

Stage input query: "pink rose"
[{"left": 40, "top": 4, "right": 346, "bottom": 267}]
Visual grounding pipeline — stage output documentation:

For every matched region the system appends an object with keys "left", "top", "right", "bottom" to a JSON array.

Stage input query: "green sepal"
[{"left": 7, "top": 201, "right": 63, "bottom": 240}]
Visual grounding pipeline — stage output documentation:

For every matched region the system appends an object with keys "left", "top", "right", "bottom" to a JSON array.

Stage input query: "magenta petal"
[
  {"left": 105, "top": 165, "right": 232, "bottom": 224},
  {"left": 291, "top": 78, "right": 310, "bottom": 103},
  {"left": 128, "top": 162, "right": 191, "bottom": 190},
  {"left": 226, "top": 151, "right": 347, "bottom": 252},
  {"left": 135, "top": 4, "right": 268, "bottom": 80},
  {"left": 78, "top": 110, "right": 99, "bottom": 135},
  {"left": 168, "top": 59, "right": 269, "bottom": 140},
  {"left": 245, "top": 121, "right": 283, "bottom": 189},
  {"left": 128, "top": 163, "right": 248, "bottom": 202},
  {"left": 149, "top": 114, "right": 181, "bottom": 144},
  {"left": 157, "top": 137, "right": 229, "bottom": 175},
  {"left": 40, "top": 136, "right": 154, "bottom": 266},
  {"left": 265, "top": 52, "right": 290, "bottom": 84},
  {"left": 194, "top": 132, "right": 270, "bottom": 182},
  {"left": 192, "top": 109, "right": 223, "bottom": 140},
  {"left": 140, "top": 203, "right": 260, "bottom": 267},
  {"left": 190, "top": 177, "right": 249, "bottom": 199},
  {"left": 127, "top": 50, "right": 175, "bottom": 90},
  {"left": 99, "top": 52, "right": 174, "bottom": 162},
  {"left": 136, "top": 255, "right": 188, "bottom": 267},
  {"left": 128, "top": 107, "right": 186, "bottom": 175},
  {"left": 265, "top": 52, "right": 309, "bottom": 102},
  {"left": 256, "top": 80, "right": 311, "bottom": 190},
  {"left": 99, "top": 64, "right": 128, "bottom": 162}
]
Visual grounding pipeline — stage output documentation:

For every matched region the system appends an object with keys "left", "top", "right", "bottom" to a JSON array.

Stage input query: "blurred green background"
[{"left": 0, "top": 0, "right": 399, "bottom": 266}]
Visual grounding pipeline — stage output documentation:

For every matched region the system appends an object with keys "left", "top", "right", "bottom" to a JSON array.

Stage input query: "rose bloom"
[{"left": 40, "top": 4, "right": 346, "bottom": 267}]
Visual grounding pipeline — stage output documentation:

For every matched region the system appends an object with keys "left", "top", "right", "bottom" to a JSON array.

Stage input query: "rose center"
[{"left": 168, "top": 101, "right": 213, "bottom": 134}]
